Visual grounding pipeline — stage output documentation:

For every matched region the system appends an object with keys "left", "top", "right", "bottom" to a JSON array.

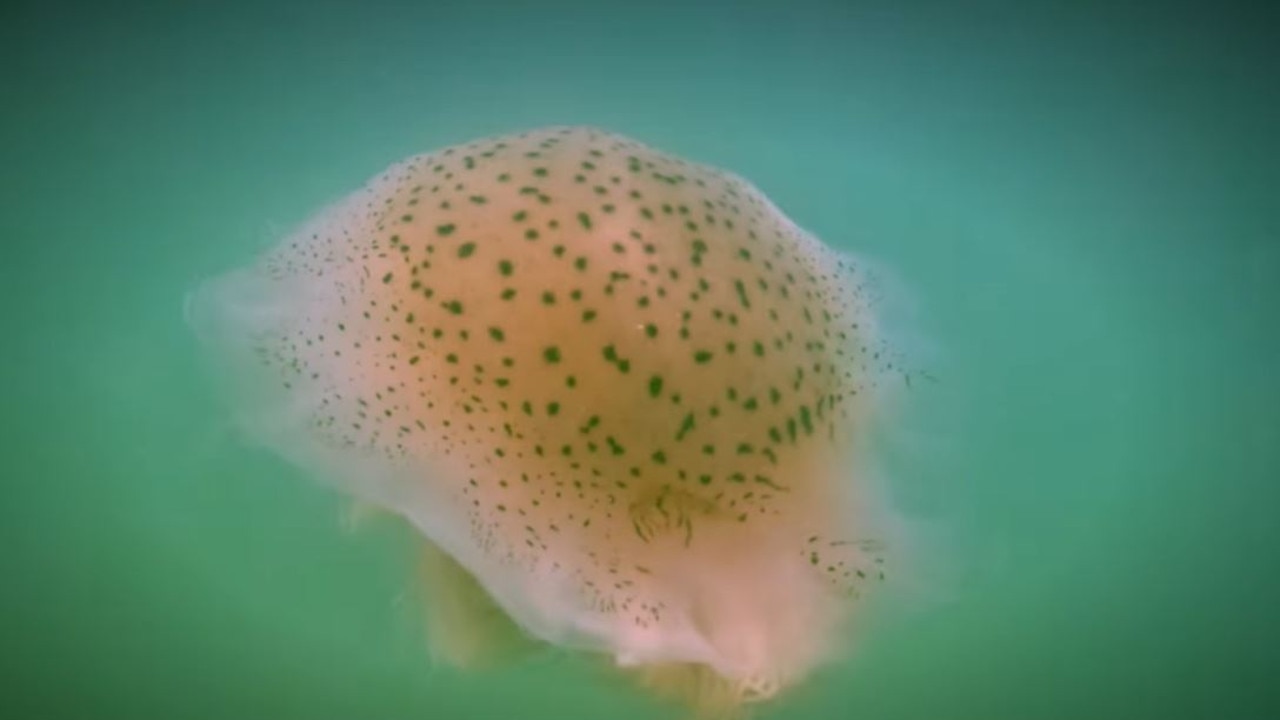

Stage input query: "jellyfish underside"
[{"left": 189, "top": 126, "right": 904, "bottom": 716}]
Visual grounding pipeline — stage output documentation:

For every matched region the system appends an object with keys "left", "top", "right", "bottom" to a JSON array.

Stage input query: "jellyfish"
[{"left": 188, "top": 126, "right": 909, "bottom": 716}]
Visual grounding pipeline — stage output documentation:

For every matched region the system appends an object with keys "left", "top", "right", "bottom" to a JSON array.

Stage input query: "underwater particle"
[{"left": 186, "top": 126, "right": 911, "bottom": 718}]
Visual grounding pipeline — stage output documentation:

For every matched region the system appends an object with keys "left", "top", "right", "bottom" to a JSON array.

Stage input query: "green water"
[{"left": 3, "top": 1, "right": 1276, "bottom": 718}]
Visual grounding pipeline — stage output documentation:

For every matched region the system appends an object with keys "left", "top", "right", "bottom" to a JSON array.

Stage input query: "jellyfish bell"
[{"left": 188, "top": 126, "right": 916, "bottom": 715}]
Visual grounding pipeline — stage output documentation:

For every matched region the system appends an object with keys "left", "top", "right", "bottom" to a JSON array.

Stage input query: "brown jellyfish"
[{"left": 188, "top": 126, "right": 909, "bottom": 717}]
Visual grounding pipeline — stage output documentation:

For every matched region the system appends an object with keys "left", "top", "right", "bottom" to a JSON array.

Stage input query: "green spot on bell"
[{"left": 675, "top": 412, "right": 695, "bottom": 441}]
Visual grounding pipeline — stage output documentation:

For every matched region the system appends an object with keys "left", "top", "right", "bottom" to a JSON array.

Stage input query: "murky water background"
[{"left": 2, "top": 1, "right": 1276, "bottom": 718}]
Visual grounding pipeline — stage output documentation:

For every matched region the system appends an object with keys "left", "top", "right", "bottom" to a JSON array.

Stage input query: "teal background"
[{"left": 2, "top": 1, "right": 1276, "bottom": 718}]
